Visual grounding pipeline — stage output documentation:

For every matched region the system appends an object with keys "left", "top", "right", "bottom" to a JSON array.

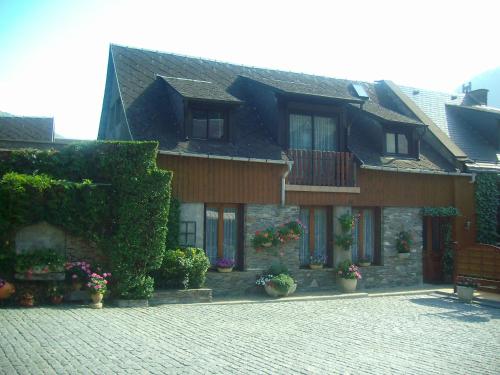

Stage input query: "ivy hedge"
[
  {"left": 475, "top": 173, "right": 499, "bottom": 244},
  {"left": 0, "top": 141, "right": 172, "bottom": 299}
]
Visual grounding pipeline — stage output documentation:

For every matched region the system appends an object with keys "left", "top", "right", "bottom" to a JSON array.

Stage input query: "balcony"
[{"left": 286, "top": 150, "right": 359, "bottom": 192}]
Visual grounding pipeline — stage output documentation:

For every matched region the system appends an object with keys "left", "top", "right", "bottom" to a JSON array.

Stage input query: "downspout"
[{"left": 281, "top": 161, "right": 294, "bottom": 206}]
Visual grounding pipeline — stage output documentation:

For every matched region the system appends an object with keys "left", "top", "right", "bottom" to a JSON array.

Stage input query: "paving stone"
[{"left": 0, "top": 295, "right": 499, "bottom": 374}]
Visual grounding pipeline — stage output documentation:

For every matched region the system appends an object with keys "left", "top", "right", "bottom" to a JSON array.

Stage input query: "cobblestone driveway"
[{"left": 0, "top": 294, "right": 499, "bottom": 374}]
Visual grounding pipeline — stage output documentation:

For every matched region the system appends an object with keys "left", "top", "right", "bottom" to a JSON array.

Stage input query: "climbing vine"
[
  {"left": 475, "top": 173, "right": 498, "bottom": 244},
  {"left": 421, "top": 207, "right": 460, "bottom": 217}
]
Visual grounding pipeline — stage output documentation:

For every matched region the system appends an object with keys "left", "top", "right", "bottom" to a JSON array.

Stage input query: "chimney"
[{"left": 463, "top": 88, "right": 489, "bottom": 106}]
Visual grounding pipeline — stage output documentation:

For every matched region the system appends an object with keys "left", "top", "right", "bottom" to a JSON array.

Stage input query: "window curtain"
[
  {"left": 352, "top": 209, "right": 360, "bottom": 263},
  {"left": 290, "top": 114, "right": 312, "bottom": 150},
  {"left": 314, "top": 208, "right": 327, "bottom": 259},
  {"left": 299, "top": 208, "right": 310, "bottom": 265},
  {"left": 205, "top": 208, "right": 219, "bottom": 265},
  {"left": 398, "top": 134, "right": 409, "bottom": 154},
  {"left": 223, "top": 208, "right": 237, "bottom": 261},
  {"left": 363, "top": 209, "right": 374, "bottom": 261},
  {"left": 314, "top": 116, "right": 337, "bottom": 151}
]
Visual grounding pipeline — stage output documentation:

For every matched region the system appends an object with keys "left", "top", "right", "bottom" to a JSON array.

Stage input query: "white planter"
[
  {"left": 456, "top": 286, "right": 474, "bottom": 302},
  {"left": 264, "top": 283, "right": 297, "bottom": 298},
  {"left": 398, "top": 252, "right": 410, "bottom": 259},
  {"left": 359, "top": 262, "right": 371, "bottom": 267},
  {"left": 309, "top": 264, "right": 324, "bottom": 270},
  {"left": 339, "top": 278, "right": 357, "bottom": 293},
  {"left": 217, "top": 267, "right": 233, "bottom": 273}
]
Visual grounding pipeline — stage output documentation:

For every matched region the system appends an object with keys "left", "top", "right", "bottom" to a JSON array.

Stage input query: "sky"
[{"left": 0, "top": 0, "right": 499, "bottom": 140}]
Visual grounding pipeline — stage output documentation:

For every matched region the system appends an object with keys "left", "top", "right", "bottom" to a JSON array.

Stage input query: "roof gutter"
[
  {"left": 360, "top": 164, "right": 473, "bottom": 177},
  {"left": 158, "top": 149, "right": 292, "bottom": 166}
]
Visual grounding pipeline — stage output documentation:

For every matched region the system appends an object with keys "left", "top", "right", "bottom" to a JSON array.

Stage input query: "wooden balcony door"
[{"left": 423, "top": 217, "right": 451, "bottom": 283}]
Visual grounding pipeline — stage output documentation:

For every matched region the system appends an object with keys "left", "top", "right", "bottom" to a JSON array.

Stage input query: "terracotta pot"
[
  {"left": 398, "top": 252, "right": 410, "bottom": 259},
  {"left": 51, "top": 295, "right": 64, "bottom": 305},
  {"left": 91, "top": 293, "right": 104, "bottom": 304},
  {"left": 309, "top": 264, "right": 324, "bottom": 270},
  {"left": 457, "top": 286, "right": 474, "bottom": 302},
  {"left": 0, "top": 282, "right": 15, "bottom": 300},
  {"left": 339, "top": 278, "right": 357, "bottom": 293},
  {"left": 19, "top": 295, "right": 35, "bottom": 307},
  {"left": 264, "top": 283, "right": 297, "bottom": 298},
  {"left": 217, "top": 267, "right": 233, "bottom": 273}
]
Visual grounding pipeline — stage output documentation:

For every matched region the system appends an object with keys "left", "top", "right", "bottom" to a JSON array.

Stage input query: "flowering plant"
[
  {"left": 456, "top": 276, "right": 478, "bottom": 288},
  {"left": 336, "top": 260, "right": 362, "bottom": 280},
  {"left": 277, "top": 220, "right": 306, "bottom": 242},
  {"left": 252, "top": 220, "right": 305, "bottom": 250},
  {"left": 338, "top": 213, "right": 356, "bottom": 232},
  {"left": 255, "top": 274, "right": 274, "bottom": 286},
  {"left": 65, "top": 261, "right": 92, "bottom": 282},
  {"left": 0, "top": 278, "right": 5, "bottom": 289},
  {"left": 310, "top": 255, "right": 326, "bottom": 265},
  {"left": 396, "top": 230, "right": 412, "bottom": 253},
  {"left": 47, "top": 283, "right": 65, "bottom": 297},
  {"left": 216, "top": 258, "right": 235, "bottom": 269},
  {"left": 252, "top": 227, "right": 280, "bottom": 249},
  {"left": 87, "top": 272, "right": 111, "bottom": 295}
]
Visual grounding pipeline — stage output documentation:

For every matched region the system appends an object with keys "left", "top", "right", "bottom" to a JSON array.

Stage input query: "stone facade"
[{"left": 358, "top": 207, "right": 423, "bottom": 289}]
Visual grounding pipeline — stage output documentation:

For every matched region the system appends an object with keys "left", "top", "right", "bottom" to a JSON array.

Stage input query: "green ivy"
[
  {"left": 421, "top": 207, "right": 460, "bottom": 217},
  {"left": 0, "top": 141, "right": 172, "bottom": 299},
  {"left": 441, "top": 221, "right": 454, "bottom": 278},
  {"left": 166, "top": 197, "right": 180, "bottom": 250},
  {"left": 475, "top": 173, "right": 499, "bottom": 244}
]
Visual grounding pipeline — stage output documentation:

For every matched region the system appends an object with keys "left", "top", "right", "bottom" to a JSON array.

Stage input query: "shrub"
[
  {"left": 269, "top": 274, "right": 295, "bottom": 294},
  {"left": 267, "top": 261, "right": 289, "bottom": 276},
  {"left": 155, "top": 248, "right": 210, "bottom": 289}
]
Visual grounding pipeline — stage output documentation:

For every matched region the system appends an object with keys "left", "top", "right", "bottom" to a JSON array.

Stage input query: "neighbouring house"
[
  {"left": 98, "top": 44, "right": 477, "bottom": 294},
  {"left": 0, "top": 115, "right": 55, "bottom": 148}
]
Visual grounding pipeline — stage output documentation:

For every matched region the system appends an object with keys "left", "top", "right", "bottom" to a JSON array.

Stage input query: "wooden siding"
[{"left": 157, "top": 154, "right": 285, "bottom": 204}]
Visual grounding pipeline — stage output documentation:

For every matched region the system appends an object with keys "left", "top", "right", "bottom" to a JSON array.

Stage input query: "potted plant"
[
  {"left": 336, "top": 260, "right": 362, "bottom": 293},
  {"left": 309, "top": 255, "right": 326, "bottom": 270},
  {"left": 19, "top": 291, "right": 35, "bottom": 307},
  {"left": 65, "top": 261, "right": 92, "bottom": 291},
  {"left": 335, "top": 213, "right": 356, "bottom": 251},
  {"left": 358, "top": 256, "right": 371, "bottom": 267},
  {"left": 252, "top": 220, "right": 305, "bottom": 251},
  {"left": 15, "top": 249, "right": 66, "bottom": 278},
  {"left": 216, "top": 258, "right": 235, "bottom": 273},
  {"left": 456, "top": 276, "right": 477, "bottom": 302},
  {"left": 87, "top": 272, "right": 111, "bottom": 308},
  {"left": 396, "top": 230, "right": 412, "bottom": 258},
  {"left": 263, "top": 274, "right": 297, "bottom": 298},
  {"left": 0, "top": 278, "right": 15, "bottom": 300},
  {"left": 47, "top": 283, "right": 65, "bottom": 305}
]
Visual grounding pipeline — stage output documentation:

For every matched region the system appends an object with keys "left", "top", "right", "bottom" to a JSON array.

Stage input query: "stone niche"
[{"left": 14, "top": 221, "right": 103, "bottom": 264}]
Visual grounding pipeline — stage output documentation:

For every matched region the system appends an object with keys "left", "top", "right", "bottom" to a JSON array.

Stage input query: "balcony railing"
[{"left": 287, "top": 149, "right": 357, "bottom": 187}]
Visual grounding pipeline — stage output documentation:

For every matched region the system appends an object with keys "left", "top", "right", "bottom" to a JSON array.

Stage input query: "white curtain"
[
  {"left": 352, "top": 209, "right": 360, "bottom": 262},
  {"left": 352, "top": 209, "right": 374, "bottom": 262},
  {"left": 314, "top": 116, "right": 337, "bottom": 151},
  {"left": 205, "top": 208, "right": 218, "bottom": 265},
  {"left": 223, "top": 208, "right": 237, "bottom": 261},
  {"left": 314, "top": 208, "right": 327, "bottom": 259},
  {"left": 290, "top": 114, "right": 312, "bottom": 150},
  {"left": 398, "top": 134, "right": 408, "bottom": 154},
  {"left": 299, "top": 208, "right": 310, "bottom": 265}
]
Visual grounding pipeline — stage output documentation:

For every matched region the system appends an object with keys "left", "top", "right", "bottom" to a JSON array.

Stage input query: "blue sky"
[{"left": 1, "top": 0, "right": 499, "bottom": 139}]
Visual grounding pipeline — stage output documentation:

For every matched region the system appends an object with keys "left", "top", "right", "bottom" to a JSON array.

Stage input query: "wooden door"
[{"left": 423, "top": 217, "right": 450, "bottom": 283}]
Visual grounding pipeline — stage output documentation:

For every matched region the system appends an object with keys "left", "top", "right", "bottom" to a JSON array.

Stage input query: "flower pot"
[
  {"left": 217, "top": 267, "right": 233, "bottom": 273},
  {"left": 359, "top": 262, "right": 371, "bottom": 267},
  {"left": 264, "top": 283, "right": 297, "bottom": 298},
  {"left": 19, "top": 295, "right": 35, "bottom": 307},
  {"left": 339, "top": 278, "right": 357, "bottom": 293},
  {"left": 262, "top": 242, "right": 273, "bottom": 248},
  {"left": 456, "top": 286, "right": 474, "bottom": 302},
  {"left": 72, "top": 281, "right": 83, "bottom": 291},
  {"left": 309, "top": 264, "right": 324, "bottom": 270},
  {"left": 50, "top": 295, "right": 64, "bottom": 305},
  {"left": 398, "top": 252, "right": 410, "bottom": 259},
  {"left": 0, "top": 281, "right": 15, "bottom": 300},
  {"left": 91, "top": 293, "right": 104, "bottom": 304}
]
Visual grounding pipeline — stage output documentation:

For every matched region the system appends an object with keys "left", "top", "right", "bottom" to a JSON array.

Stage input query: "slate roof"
[
  {"left": 399, "top": 86, "right": 498, "bottom": 163},
  {"left": 107, "top": 45, "right": 426, "bottom": 162},
  {"left": 0, "top": 116, "right": 54, "bottom": 142},
  {"left": 158, "top": 75, "right": 241, "bottom": 103}
]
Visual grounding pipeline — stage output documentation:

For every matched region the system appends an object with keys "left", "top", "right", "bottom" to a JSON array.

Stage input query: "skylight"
[{"left": 352, "top": 83, "right": 369, "bottom": 99}]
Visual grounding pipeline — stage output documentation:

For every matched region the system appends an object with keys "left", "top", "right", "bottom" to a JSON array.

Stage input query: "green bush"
[
  {"left": 475, "top": 173, "right": 499, "bottom": 244},
  {"left": 267, "top": 261, "right": 289, "bottom": 276},
  {"left": 155, "top": 248, "right": 210, "bottom": 289},
  {"left": 270, "top": 274, "right": 295, "bottom": 294}
]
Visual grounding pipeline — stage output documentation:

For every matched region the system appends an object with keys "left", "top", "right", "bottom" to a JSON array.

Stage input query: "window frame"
[
  {"left": 384, "top": 131, "right": 410, "bottom": 156},
  {"left": 351, "top": 207, "right": 382, "bottom": 265},
  {"left": 190, "top": 107, "right": 228, "bottom": 141},
  {"left": 288, "top": 112, "right": 339, "bottom": 151},
  {"left": 299, "top": 206, "right": 333, "bottom": 267},
  {"left": 179, "top": 221, "right": 196, "bottom": 248},
  {"left": 204, "top": 203, "right": 244, "bottom": 269}
]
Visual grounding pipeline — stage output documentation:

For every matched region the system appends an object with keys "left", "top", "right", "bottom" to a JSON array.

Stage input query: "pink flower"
[
  {"left": 104, "top": 280, "right": 108, "bottom": 284},
  {"left": 72, "top": 274, "right": 78, "bottom": 279}
]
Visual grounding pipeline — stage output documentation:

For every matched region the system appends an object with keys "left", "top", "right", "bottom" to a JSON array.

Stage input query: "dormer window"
[
  {"left": 192, "top": 110, "right": 225, "bottom": 140},
  {"left": 289, "top": 113, "right": 338, "bottom": 151},
  {"left": 385, "top": 132, "right": 409, "bottom": 155}
]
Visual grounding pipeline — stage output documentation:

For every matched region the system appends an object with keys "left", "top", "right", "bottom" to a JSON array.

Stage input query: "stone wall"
[
  {"left": 358, "top": 207, "right": 423, "bottom": 289},
  {"left": 244, "top": 204, "right": 301, "bottom": 270}
]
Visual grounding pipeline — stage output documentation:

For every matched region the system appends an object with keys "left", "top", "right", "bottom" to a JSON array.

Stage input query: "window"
[
  {"left": 205, "top": 204, "right": 240, "bottom": 266},
  {"left": 192, "top": 110, "right": 225, "bottom": 140},
  {"left": 299, "top": 207, "right": 331, "bottom": 266},
  {"left": 351, "top": 208, "right": 380, "bottom": 264},
  {"left": 179, "top": 221, "right": 196, "bottom": 247},
  {"left": 290, "top": 114, "right": 337, "bottom": 151},
  {"left": 385, "top": 132, "right": 409, "bottom": 155}
]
